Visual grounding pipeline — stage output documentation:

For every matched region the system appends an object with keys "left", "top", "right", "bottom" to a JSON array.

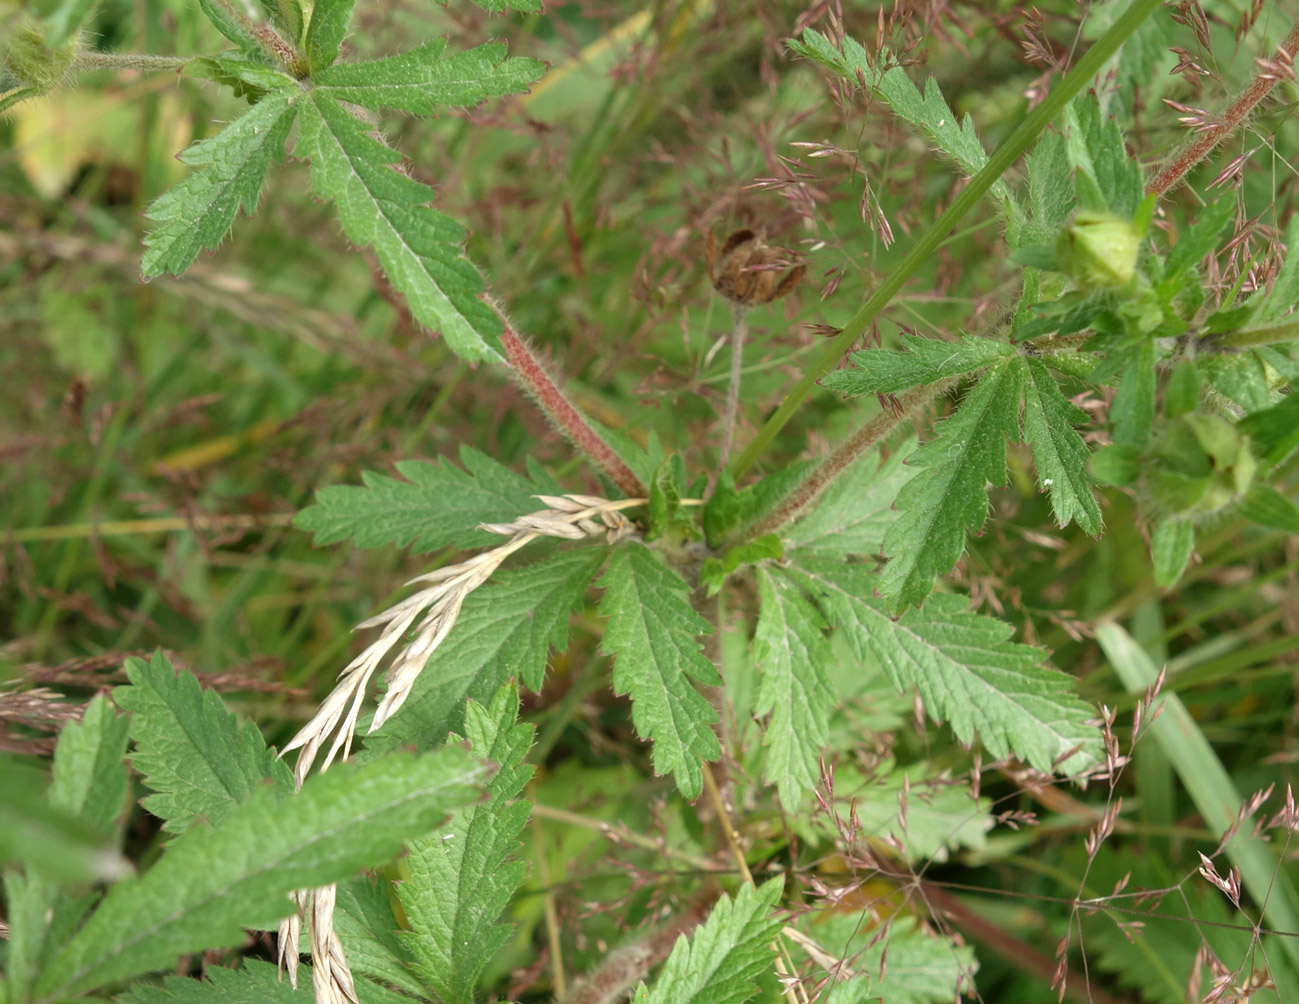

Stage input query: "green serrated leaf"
[
  {"left": 36, "top": 747, "right": 488, "bottom": 999},
  {"left": 197, "top": 0, "right": 264, "bottom": 52},
  {"left": 4, "top": 699, "right": 131, "bottom": 1001},
  {"left": 878, "top": 359, "right": 1022, "bottom": 611},
  {"left": 333, "top": 876, "right": 424, "bottom": 995},
  {"left": 0, "top": 755, "right": 128, "bottom": 885},
  {"left": 297, "top": 92, "right": 502, "bottom": 362},
  {"left": 795, "top": 762, "right": 992, "bottom": 863},
  {"left": 703, "top": 469, "right": 741, "bottom": 547},
  {"left": 598, "top": 543, "right": 721, "bottom": 799},
  {"left": 399, "top": 684, "right": 533, "bottom": 1004},
  {"left": 1253, "top": 215, "right": 1299, "bottom": 322},
  {"left": 1150, "top": 519, "right": 1194, "bottom": 588},
  {"left": 753, "top": 567, "right": 834, "bottom": 810},
  {"left": 141, "top": 89, "right": 298, "bottom": 278},
  {"left": 1021, "top": 358, "right": 1101, "bottom": 533},
  {"left": 1110, "top": 336, "right": 1155, "bottom": 447},
  {"left": 313, "top": 39, "right": 545, "bottom": 115},
  {"left": 468, "top": 0, "right": 541, "bottom": 11},
  {"left": 700, "top": 535, "right": 783, "bottom": 596},
  {"left": 362, "top": 548, "right": 604, "bottom": 760},
  {"left": 1239, "top": 391, "right": 1299, "bottom": 465},
  {"left": 117, "top": 959, "right": 311, "bottom": 1004},
  {"left": 1064, "top": 97, "right": 1144, "bottom": 218},
  {"left": 808, "top": 914, "right": 977, "bottom": 1004},
  {"left": 303, "top": 0, "right": 353, "bottom": 74},
  {"left": 785, "top": 560, "right": 1100, "bottom": 772},
  {"left": 642, "top": 879, "right": 784, "bottom": 1004},
  {"left": 40, "top": 0, "right": 96, "bottom": 47},
  {"left": 113, "top": 651, "right": 293, "bottom": 834},
  {"left": 1164, "top": 358, "right": 1202, "bottom": 418},
  {"left": 784, "top": 437, "right": 917, "bottom": 558},
  {"left": 1238, "top": 484, "right": 1299, "bottom": 533},
  {"left": 1199, "top": 351, "right": 1271, "bottom": 412},
  {"left": 789, "top": 31, "right": 1012, "bottom": 208},
  {"left": 294, "top": 447, "right": 542, "bottom": 553},
  {"left": 822, "top": 334, "right": 1014, "bottom": 396},
  {"left": 1022, "top": 129, "right": 1075, "bottom": 247},
  {"left": 1161, "top": 196, "right": 1234, "bottom": 285},
  {"left": 648, "top": 455, "right": 695, "bottom": 542},
  {"left": 50, "top": 694, "right": 131, "bottom": 838},
  {"left": 1089, "top": 443, "right": 1140, "bottom": 485}
]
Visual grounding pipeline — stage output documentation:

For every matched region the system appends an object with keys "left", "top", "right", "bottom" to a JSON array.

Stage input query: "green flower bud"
[
  {"left": 2, "top": 14, "right": 77, "bottom": 94},
  {"left": 1056, "top": 212, "right": 1141, "bottom": 292},
  {"left": 1143, "top": 412, "right": 1256, "bottom": 518}
]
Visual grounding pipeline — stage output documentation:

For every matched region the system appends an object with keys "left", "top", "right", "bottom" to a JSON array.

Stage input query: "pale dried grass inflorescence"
[
  {"left": 280, "top": 494, "right": 639, "bottom": 788},
  {"left": 276, "top": 494, "right": 641, "bottom": 997}
]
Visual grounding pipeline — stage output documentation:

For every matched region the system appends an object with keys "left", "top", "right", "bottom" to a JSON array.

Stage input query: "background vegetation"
[{"left": 2, "top": 0, "right": 1298, "bottom": 1002}]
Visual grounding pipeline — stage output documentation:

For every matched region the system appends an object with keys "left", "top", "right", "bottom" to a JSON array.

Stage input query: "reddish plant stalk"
[
  {"left": 500, "top": 323, "right": 646, "bottom": 498},
  {"left": 1147, "top": 22, "right": 1299, "bottom": 198}
]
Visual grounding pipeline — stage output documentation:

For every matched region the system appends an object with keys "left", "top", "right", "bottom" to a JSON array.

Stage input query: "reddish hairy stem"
[
  {"left": 733, "top": 381, "right": 953, "bottom": 545},
  {"left": 1147, "top": 22, "right": 1299, "bottom": 197},
  {"left": 499, "top": 324, "right": 646, "bottom": 498}
]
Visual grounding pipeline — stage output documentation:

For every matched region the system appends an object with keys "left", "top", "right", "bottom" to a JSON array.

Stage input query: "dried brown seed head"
[{"left": 705, "top": 228, "right": 806, "bottom": 307}]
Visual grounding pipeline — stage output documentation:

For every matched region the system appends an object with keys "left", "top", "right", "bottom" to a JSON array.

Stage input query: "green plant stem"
[
  {"left": 1203, "top": 318, "right": 1299, "bottom": 351},
  {"left": 719, "top": 307, "right": 749, "bottom": 467},
  {"left": 71, "top": 51, "right": 190, "bottom": 73},
  {"left": 1146, "top": 21, "right": 1299, "bottom": 197},
  {"left": 731, "top": 0, "right": 1163, "bottom": 478}
]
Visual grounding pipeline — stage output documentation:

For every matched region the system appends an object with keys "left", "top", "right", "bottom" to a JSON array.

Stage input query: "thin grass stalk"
[{"left": 731, "top": 0, "right": 1164, "bottom": 478}]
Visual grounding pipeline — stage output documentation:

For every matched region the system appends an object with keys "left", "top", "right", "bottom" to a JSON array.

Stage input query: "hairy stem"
[
  {"left": 1202, "top": 318, "right": 1299, "bottom": 351},
  {"left": 499, "top": 323, "right": 647, "bottom": 498},
  {"left": 730, "top": 381, "right": 953, "bottom": 546},
  {"left": 731, "top": 0, "right": 1163, "bottom": 478},
  {"left": 1146, "top": 21, "right": 1299, "bottom": 198},
  {"left": 71, "top": 51, "right": 190, "bottom": 72},
  {"left": 719, "top": 307, "right": 749, "bottom": 466}
]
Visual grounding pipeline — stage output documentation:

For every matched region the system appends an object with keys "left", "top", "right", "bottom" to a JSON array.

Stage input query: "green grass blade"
[{"left": 1096, "top": 620, "right": 1299, "bottom": 996}]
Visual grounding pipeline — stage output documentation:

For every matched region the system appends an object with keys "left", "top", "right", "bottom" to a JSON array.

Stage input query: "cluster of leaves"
[
  {"left": 4, "top": 0, "right": 1299, "bottom": 1001},
  {"left": 795, "top": 29, "right": 1299, "bottom": 595},
  {"left": 2, "top": 652, "right": 495, "bottom": 1003},
  {"left": 136, "top": 0, "right": 544, "bottom": 363}
]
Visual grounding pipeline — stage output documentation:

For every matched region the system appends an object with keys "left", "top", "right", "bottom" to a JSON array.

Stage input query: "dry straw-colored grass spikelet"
[{"left": 276, "top": 494, "right": 641, "bottom": 998}]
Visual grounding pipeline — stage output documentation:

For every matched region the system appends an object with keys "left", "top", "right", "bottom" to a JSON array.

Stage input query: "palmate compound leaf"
[
  {"left": 141, "top": 87, "right": 299, "bottom": 278},
  {"left": 113, "top": 651, "right": 293, "bottom": 834},
  {"left": 753, "top": 566, "right": 835, "bottom": 811},
  {"left": 1021, "top": 357, "right": 1102, "bottom": 534},
  {"left": 779, "top": 561, "right": 1100, "bottom": 774},
  {"left": 397, "top": 684, "right": 533, "bottom": 1004},
  {"left": 597, "top": 542, "right": 722, "bottom": 800},
  {"left": 360, "top": 547, "right": 605, "bottom": 761},
  {"left": 877, "top": 358, "right": 1022, "bottom": 611},
  {"left": 294, "top": 446, "right": 548, "bottom": 553},
  {"left": 35, "top": 747, "right": 488, "bottom": 1000},
  {"left": 297, "top": 34, "right": 541, "bottom": 364},
  {"left": 640, "top": 879, "right": 784, "bottom": 1004}
]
